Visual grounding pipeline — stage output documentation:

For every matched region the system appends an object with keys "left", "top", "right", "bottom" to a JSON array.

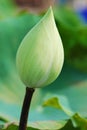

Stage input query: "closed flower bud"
[{"left": 16, "top": 7, "right": 64, "bottom": 88}]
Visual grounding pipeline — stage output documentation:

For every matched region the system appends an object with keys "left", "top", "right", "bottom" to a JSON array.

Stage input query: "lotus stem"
[{"left": 19, "top": 87, "right": 35, "bottom": 130}]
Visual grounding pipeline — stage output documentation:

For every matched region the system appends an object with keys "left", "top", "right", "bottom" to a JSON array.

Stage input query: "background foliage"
[{"left": 0, "top": 0, "right": 87, "bottom": 129}]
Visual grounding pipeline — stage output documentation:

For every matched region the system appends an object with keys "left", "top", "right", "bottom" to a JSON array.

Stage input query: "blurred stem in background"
[
  {"left": 14, "top": 0, "right": 87, "bottom": 17},
  {"left": 15, "top": 0, "right": 55, "bottom": 13}
]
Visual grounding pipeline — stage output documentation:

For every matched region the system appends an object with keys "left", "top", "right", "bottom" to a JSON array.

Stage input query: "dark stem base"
[{"left": 19, "top": 87, "right": 35, "bottom": 130}]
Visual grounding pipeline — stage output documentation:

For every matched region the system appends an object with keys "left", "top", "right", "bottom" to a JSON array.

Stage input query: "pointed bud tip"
[{"left": 46, "top": 6, "right": 53, "bottom": 16}]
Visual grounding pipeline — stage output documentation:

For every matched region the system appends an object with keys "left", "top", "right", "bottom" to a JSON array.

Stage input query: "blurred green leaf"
[
  {"left": 61, "top": 119, "right": 79, "bottom": 130},
  {"left": 43, "top": 95, "right": 87, "bottom": 130},
  {"left": 0, "top": 14, "right": 39, "bottom": 101},
  {"left": 0, "top": 0, "right": 17, "bottom": 19},
  {"left": 1, "top": 115, "right": 87, "bottom": 130},
  {"left": 54, "top": 6, "right": 82, "bottom": 28},
  {"left": 43, "top": 94, "right": 73, "bottom": 116},
  {"left": 0, "top": 8, "right": 41, "bottom": 120},
  {"left": 53, "top": 6, "right": 87, "bottom": 72},
  {"left": 1, "top": 121, "right": 66, "bottom": 130},
  {"left": 72, "top": 113, "right": 87, "bottom": 130}
]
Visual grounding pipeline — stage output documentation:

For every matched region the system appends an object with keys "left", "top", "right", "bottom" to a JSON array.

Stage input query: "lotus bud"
[{"left": 16, "top": 7, "right": 64, "bottom": 88}]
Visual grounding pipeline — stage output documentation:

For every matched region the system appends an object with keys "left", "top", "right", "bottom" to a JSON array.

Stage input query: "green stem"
[{"left": 19, "top": 87, "right": 35, "bottom": 130}]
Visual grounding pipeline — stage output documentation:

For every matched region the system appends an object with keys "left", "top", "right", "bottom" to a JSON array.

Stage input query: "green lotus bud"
[{"left": 16, "top": 7, "right": 64, "bottom": 88}]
